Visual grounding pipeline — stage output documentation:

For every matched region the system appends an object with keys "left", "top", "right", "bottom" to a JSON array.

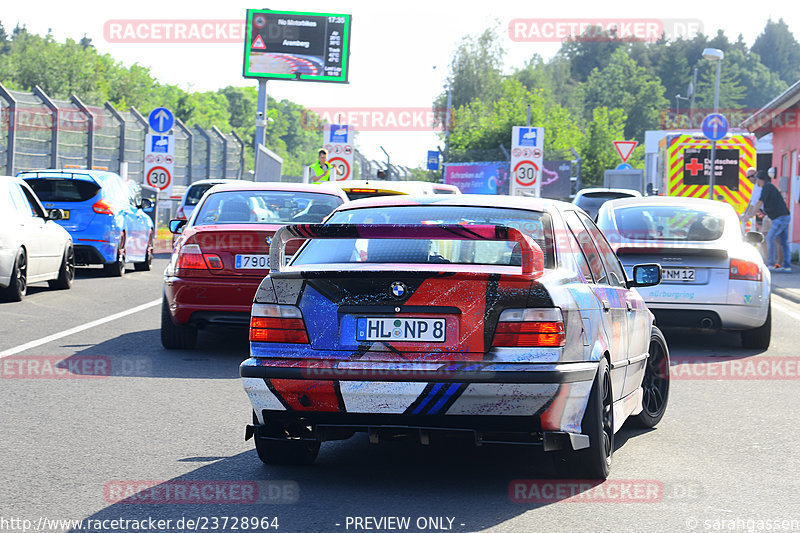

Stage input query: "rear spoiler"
[
  {"left": 17, "top": 170, "right": 101, "bottom": 187},
  {"left": 270, "top": 224, "right": 543, "bottom": 275}
]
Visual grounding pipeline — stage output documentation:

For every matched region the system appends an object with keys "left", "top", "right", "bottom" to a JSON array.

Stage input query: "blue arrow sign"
[
  {"left": 616, "top": 163, "right": 633, "bottom": 170},
  {"left": 148, "top": 107, "right": 174, "bottom": 134},
  {"left": 701, "top": 113, "right": 728, "bottom": 141}
]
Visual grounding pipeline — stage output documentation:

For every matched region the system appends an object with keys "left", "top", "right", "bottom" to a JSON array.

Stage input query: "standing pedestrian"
[
  {"left": 310, "top": 149, "right": 330, "bottom": 183},
  {"left": 742, "top": 170, "right": 791, "bottom": 272}
]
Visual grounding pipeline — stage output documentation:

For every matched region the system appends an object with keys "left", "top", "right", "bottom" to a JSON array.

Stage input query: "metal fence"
[{"left": 0, "top": 83, "right": 244, "bottom": 185}]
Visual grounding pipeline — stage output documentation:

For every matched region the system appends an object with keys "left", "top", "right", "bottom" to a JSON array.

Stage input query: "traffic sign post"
[
  {"left": 613, "top": 140, "right": 638, "bottom": 162},
  {"left": 701, "top": 113, "right": 728, "bottom": 141},
  {"left": 427, "top": 151, "right": 440, "bottom": 171},
  {"left": 148, "top": 107, "right": 174, "bottom": 134},
  {"left": 323, "top": 124, "right": 353, "bottom": 181},
  {"left": 702, "top": 113, "right": 728, "bottom": 200},
  {"left": 510, "top": 126, "right": 545, "bottom": 196},
  {"left": 144, "top": 132, "right": 175, "bottom": 198}
]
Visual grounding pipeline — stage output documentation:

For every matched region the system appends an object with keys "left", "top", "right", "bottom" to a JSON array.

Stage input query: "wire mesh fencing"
[{"left": 0, "top": 83, "right": 244, "bottom": 185}]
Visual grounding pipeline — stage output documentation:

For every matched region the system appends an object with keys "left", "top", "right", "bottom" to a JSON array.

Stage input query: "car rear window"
[
  {"left": 613, "top": 205, "right": 725, "bottom": 241},
  {"left": 193, "top": 190, "right": 343, "bottom": 225},
  {"left": 344, "top": 190, "right": 406, "bottom": 201},
  {"left": 23, "top": 177, "right": 101, "bottom": 202},
  {"left": 186, "top": 183, "right": 220, "bottom": 206},
  {"left": 293, "top": 205, "right": 555, "bottom": 269},
  {"left": 576, "top": 192, "right": 636, "bottom": 218}
]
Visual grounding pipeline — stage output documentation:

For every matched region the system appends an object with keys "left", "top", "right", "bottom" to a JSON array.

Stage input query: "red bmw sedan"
[{"left": 162, "top": 182, "right": 348, "bottom": 349}]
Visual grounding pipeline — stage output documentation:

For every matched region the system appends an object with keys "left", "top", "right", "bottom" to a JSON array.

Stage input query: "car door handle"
[{"left": 602, "top": 299, "right": 610, "bottom": 312}]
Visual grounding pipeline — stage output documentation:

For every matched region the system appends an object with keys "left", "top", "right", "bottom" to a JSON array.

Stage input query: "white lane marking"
[
  {"left": 773, "top": 300, "right": 800, "bottom": 322},
  {"left": 0, "top": 298, "right": 161, "bottom": 357}
]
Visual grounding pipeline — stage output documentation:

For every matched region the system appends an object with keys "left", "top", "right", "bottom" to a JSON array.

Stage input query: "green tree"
[
  {"left": 559, "top": 25, "right": 626, "bottom": 83},
  {"left": 579, "top": 107, "right": 642, "bottom": 187},
  {"left": 581, "top": 48, "right": 668, "bottom": 140},
  {"left": 752, "top": 18, "right": 800, "bottom": 85},
  {"left": 433, "top": 25, "right": 505, "bottom": 127},
  {"left": 446, "top": 78, "right": 582, "bottom": 161}
]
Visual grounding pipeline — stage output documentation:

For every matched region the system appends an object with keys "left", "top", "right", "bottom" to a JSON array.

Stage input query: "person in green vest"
[{"left": 311, "top": 149, "right": 330, "bottom": 183}]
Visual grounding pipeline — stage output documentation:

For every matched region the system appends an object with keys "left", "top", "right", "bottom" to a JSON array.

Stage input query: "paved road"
[{"left": 2, "top": 258, "right": 799, "bottom": 533}]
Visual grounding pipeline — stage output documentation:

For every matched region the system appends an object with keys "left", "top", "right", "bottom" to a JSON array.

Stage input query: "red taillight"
[
  {"left": 174, "top": 244, "right": 223, "bottom": 270},
  {"left": 730, "top": 258, "right": 761, "bottom": 281},
  {"left": 492, "top": 308, "right": 566, "bottom": 347},
  {"left": 176, "top": 244, "right": 206, "bottom": 269},
  {"left": 176, "top": 206, "right": 187, "bottom": 220},
  {"left": 250, "top": 304, "right": 308, "bottom": 343},
  {"left": 92, "top": 199, "right": 114, "bottom": 215}
]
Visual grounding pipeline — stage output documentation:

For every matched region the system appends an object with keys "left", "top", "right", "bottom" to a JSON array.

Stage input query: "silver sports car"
[{"left": 597, "top": 196, "right": 771, "bottom": 349}]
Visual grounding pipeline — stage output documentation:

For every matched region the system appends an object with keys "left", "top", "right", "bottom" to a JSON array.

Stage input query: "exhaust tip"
[{"left": 699, "top": 317, "right": 714, "bottom": 329}]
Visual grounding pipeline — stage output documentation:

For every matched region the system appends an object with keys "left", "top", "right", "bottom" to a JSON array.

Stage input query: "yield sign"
[
  {"left": 613, "top": 140, "right": 638, "bottom": 162},
  {"left": 252, "top": 34, "right": 266, "bottom": 50}
]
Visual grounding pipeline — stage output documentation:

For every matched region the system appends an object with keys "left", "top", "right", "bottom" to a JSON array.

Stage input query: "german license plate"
[
  {"left": 662, "top": 268, "right": 695, "bottom": 281},
  {"left": 234, "top": 254, "right": 269, "bottom": 269},
  {"left": 356, "top": 317, "right": 446, "bottom": 342}
]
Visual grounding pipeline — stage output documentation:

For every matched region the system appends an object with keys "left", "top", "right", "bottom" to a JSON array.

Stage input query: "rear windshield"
[
  {"left": 23, "top": 177, "right": 101, "bottom": 203},
  {"left": 293, "top": 205, "right": 555, "bottom": 269},
  {"left": 576, "top": 192, "right": 635, "bottom": 217},
  {"left": 613, "top": 205, "right": 725, "bottom": 241},
  {"left": 344, "top": 190, "right": 405, "bottom": 201},
  {"left": 186, "top": 183, "right": 220, "bottom": 206},
  {"left": 192, "top": 190, "right": 343, "bottom": 225}
]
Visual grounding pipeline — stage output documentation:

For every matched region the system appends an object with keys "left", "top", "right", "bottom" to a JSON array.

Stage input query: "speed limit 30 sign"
[
  {"left": 510, "top": 126, "right": 544, "bottom": 196},
  {"left": 144, "top": 132, "right": 175, "bottom": 197},
  {"left": 328, "top": 157, "right": 351, "bottom": 181},
  {"left": 513, "top": 160, "right": 539, "bottom": 186},
  {"left": 146, "top": 166, "right": 171, "bottom": 190}
]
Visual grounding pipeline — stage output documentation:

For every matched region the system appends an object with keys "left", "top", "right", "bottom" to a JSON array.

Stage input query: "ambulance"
[{"left": 655, "top": 131, "right": 756, "bottom": 215}]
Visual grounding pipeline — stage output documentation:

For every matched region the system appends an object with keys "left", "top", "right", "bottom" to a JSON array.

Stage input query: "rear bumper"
[
  {"left": 164, "top": 275, "right": 260, "bottom": 326},
  {"left": 649, "top": 302, "right": 768, "bottom": 330},
  {"left": 74, "top": 244, "right": 113, "bottom": 265},
  {"left": 240, "top": 359, "right": 598, "bottom": 435}
]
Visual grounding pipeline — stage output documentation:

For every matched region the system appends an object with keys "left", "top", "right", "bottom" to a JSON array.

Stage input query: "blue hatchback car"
[{"left": 20, "top": 169, "right": 154, "bottom": 276}]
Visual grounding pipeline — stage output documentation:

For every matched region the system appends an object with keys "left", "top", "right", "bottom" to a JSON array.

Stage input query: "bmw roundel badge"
[{"left": 390, "top": 281, "right": 406, "bottom": 298}]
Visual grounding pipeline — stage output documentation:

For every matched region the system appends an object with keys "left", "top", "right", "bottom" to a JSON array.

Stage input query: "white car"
[
  {"left": 0, "top": 176, "right": 75, "bottom": 301},
  {"left": 597, "top": 196, "right": 771, "bottom": 348}
]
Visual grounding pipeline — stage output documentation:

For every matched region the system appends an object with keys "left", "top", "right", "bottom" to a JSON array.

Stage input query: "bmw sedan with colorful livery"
[{"left": 240, "top": 196, "right": 669, "bottom": 479}]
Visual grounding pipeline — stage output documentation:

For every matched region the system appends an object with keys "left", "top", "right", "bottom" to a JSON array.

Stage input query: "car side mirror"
[
  {"left": 139, "top": 198, "right": 153, "bottom": 211},
  {"left": 169, "top": 219, "right": 187, "bottom": 234},
  {"left": 745, "top": 231, "right": 764, "bottom": 245},
  {"left": 47, "top": 208, "right": 65, "bottom": 221},
  {"left": 627, "top": 263, "right": 662, "bottom": 288}
]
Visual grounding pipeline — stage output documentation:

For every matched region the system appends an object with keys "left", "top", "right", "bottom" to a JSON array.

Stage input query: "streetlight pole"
[{"left": 703, "top": 48, "right": 724, "bottom": 200}]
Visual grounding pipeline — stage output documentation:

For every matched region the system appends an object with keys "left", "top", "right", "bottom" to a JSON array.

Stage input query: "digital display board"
[{"left": 243, "top": 9, "right": 351, "bottom": 83}]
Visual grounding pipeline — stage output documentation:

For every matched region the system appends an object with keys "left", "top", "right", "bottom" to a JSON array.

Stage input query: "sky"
[{"left": 2, "top": 0, "right": 798, "bottom": 168}]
